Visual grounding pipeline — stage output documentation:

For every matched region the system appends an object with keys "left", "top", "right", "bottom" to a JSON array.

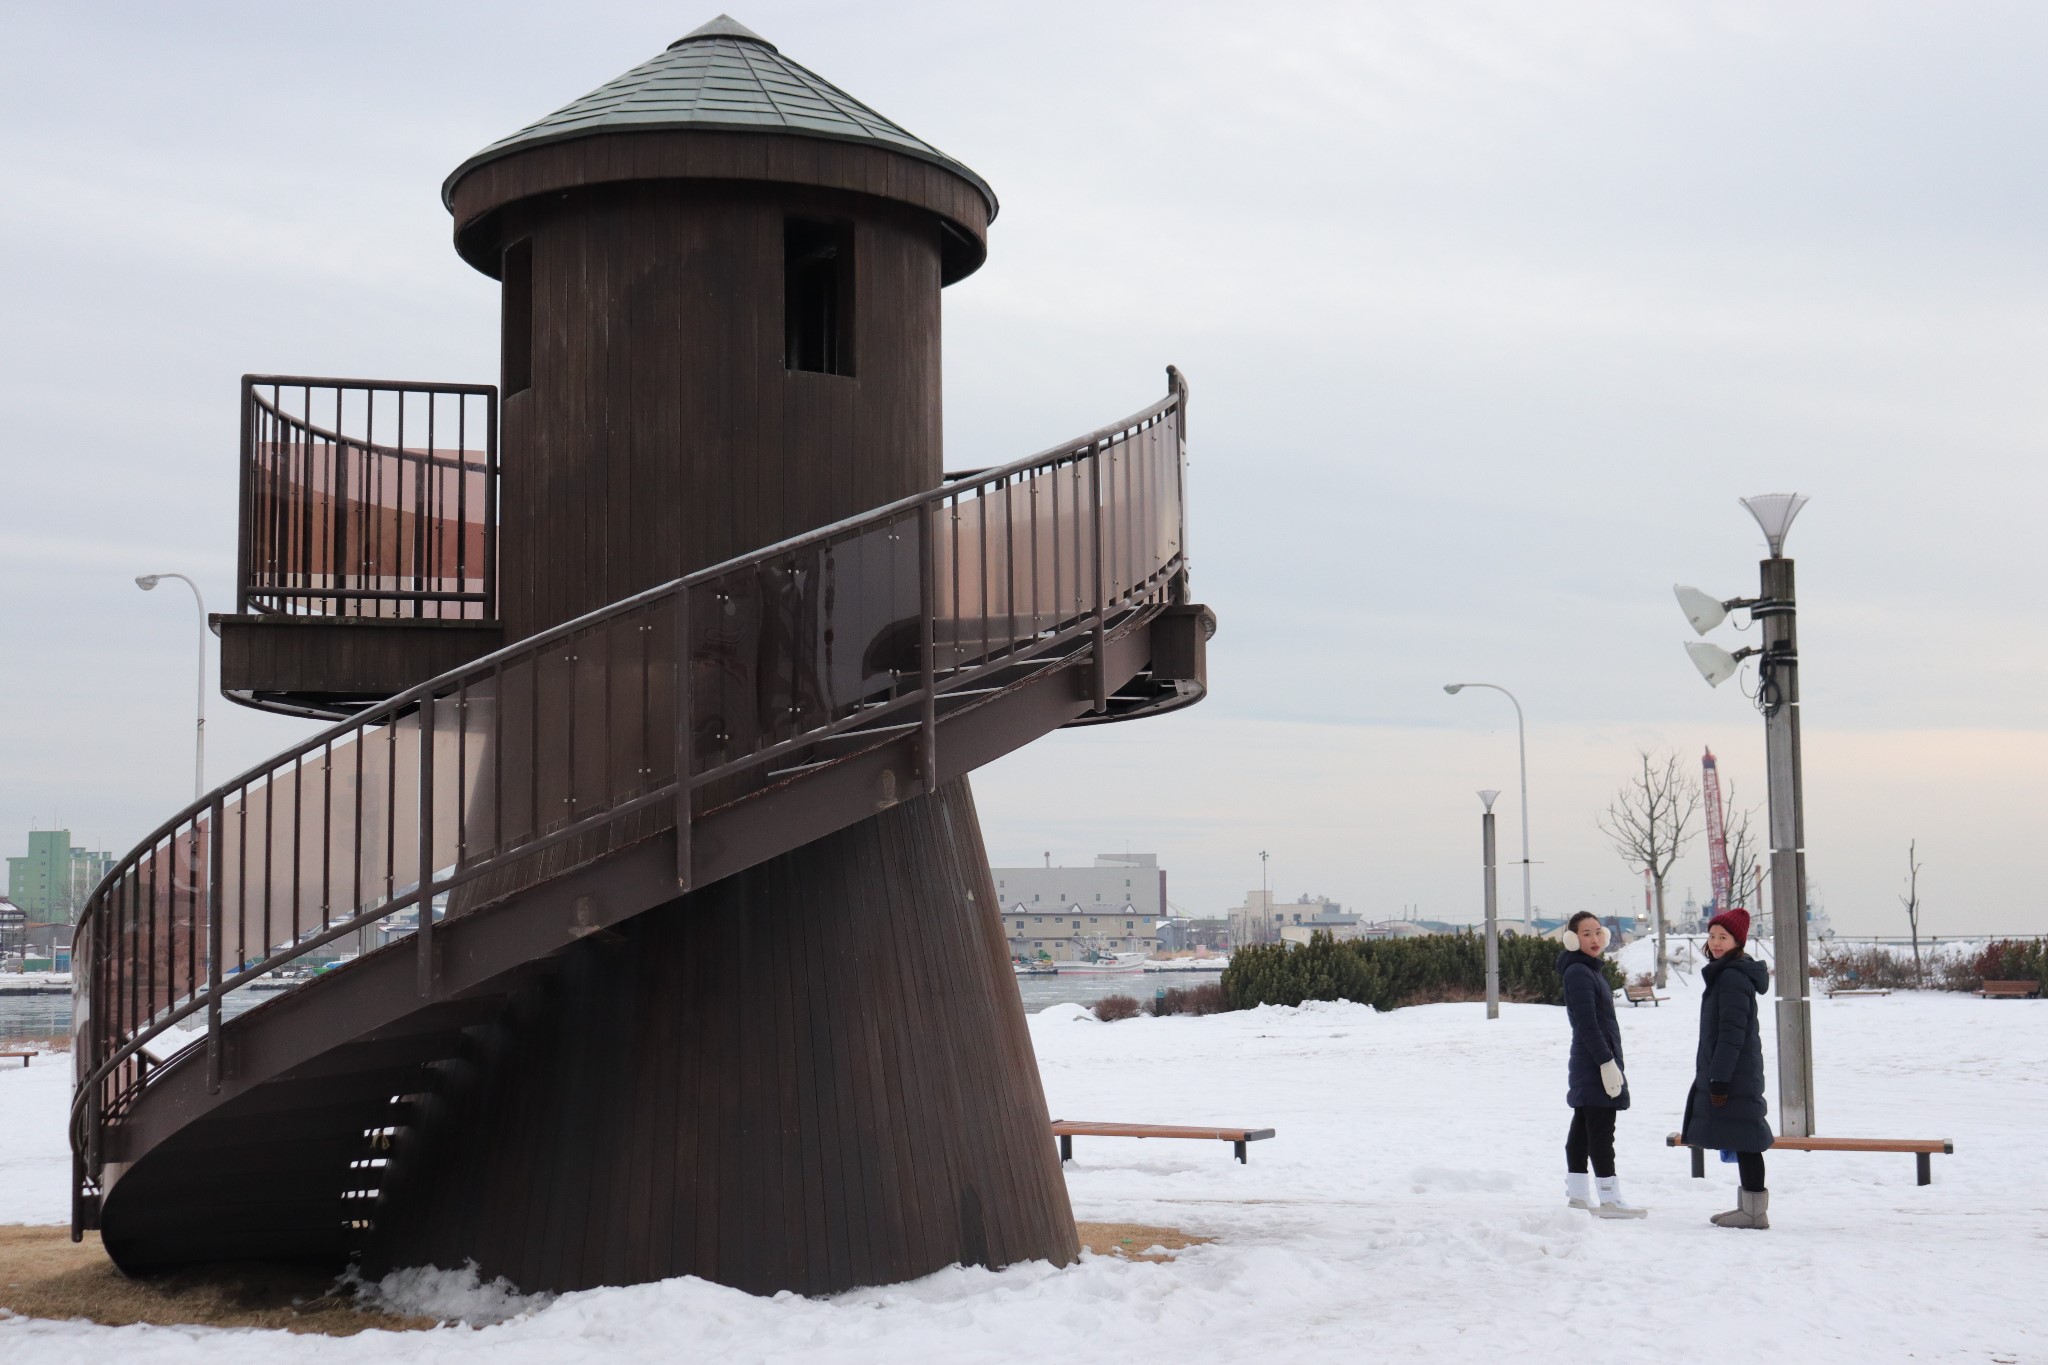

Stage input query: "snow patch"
[{"left": 344, "top": 1261, "right": 553, "bottom": 1327}]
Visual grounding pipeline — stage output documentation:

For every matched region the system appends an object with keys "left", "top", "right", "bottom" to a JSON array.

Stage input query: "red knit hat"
[{"left": 1708, "top": 907, "right": 1751, "bottom": 951}]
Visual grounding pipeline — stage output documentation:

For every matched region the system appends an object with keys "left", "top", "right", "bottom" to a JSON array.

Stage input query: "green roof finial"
[{"left": 671, "top": 15, "right": 776, "bottom": 51}]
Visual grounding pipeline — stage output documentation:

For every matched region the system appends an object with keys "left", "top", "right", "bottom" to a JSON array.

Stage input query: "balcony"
[{"left": 218, "top": 377, "right": 503, "bottom": 717}]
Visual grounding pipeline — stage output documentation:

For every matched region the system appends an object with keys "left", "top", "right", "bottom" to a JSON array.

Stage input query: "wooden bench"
[
  {"left": 1668, "top": 1131, "right": 1952, "bottom": 1186},
  {"left": 1052, "top": 1120, "right": 1275, "bottom": 1164},
  {"left": 1622, "top": 985, "right": 1668, "bottom": 1007},
  {"left": 1, "top": 1051, "right": 34, "bottom": 1068},
  {"left": 1825, "top": 987, "right": 1892, "bottom": 998},
  {"left": 1976, "top": 980, "right": 2041, "bottom": 999}
]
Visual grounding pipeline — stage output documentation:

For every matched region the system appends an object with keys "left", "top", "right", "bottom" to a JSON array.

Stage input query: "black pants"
[
  {"left": 1565, "top": 1107, "right": 1617, "bottom": 1178},
  {"left": 1738, "top": 1151, "right": 1767, "bottom": 1192}
]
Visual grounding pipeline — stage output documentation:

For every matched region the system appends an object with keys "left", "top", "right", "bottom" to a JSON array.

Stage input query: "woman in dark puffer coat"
[
  {"left": 1558, "top": 911, "right": 1646, "bottom": 1218},
  {"left": 1682, "top": 907, "right": 1775, "bottom": 1229}
]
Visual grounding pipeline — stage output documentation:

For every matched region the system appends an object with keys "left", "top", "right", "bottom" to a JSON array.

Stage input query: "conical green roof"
[{"left": 442, "top": 15, "right": 995, "bottom": 219}]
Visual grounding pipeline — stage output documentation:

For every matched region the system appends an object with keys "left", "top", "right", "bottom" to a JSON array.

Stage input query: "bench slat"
[
  {"left": 1051, "top": 1121, "right": 1273, "bottom": 1142},
  {"left": 1666, "top": 1131, "right": 1950, "bottom": 1155}
]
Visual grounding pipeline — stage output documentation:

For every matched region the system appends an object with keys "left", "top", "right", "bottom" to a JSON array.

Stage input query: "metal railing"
[
  {"left": 239, "top": 376, "right": 498, "bottom": 619},
  {"left": 73, "top": 371, "right": 1190, "bottom": 1228}
]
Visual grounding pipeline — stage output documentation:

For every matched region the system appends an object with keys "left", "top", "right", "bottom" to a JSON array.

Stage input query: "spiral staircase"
[{"left": 70, "top": 371, "right": 1209, "bottom": 1277}]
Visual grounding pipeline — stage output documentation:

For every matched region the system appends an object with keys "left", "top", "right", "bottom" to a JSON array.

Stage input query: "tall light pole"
[
  {"left": 137, "top": 573, "right": 207, "bottom": 800},
  {"left": 1478, "top": 789, "right": 1501, "bottom": 1020},
  {"left": 1673, "top": 492, "right": 1815, "bottom": 1138},
  {"left": 1444, "top": 683, "right": 1533, "bottom": 933},
  {"left": 1258, "top": 849, "right": 1270, "bottom": 943}
]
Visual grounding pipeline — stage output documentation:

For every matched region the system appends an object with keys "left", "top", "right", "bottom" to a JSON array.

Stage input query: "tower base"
[{"left": 363, "top": 778, "right": 1077, "bottom": 1294}]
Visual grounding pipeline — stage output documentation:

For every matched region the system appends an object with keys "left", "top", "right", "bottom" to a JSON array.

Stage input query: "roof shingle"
[{"left": 443, "top": 15, "right": 995, "bottom": 218}]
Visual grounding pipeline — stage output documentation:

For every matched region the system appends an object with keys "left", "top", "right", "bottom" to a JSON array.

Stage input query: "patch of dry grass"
[
  {"left": 1074, "top": 1221, "right": 1214, "bottom": 1263},
  {"left": 0, "top": 1220, "right": 1216, "bottom": 1330},
  {"left": 0, "top": 1225, "right": 435, "bottom": 1335}
]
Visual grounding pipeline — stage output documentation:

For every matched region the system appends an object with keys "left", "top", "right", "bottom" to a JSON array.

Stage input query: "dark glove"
[{"left": 1710, "top": 1080, "right": 1729, "bottom": 1108}]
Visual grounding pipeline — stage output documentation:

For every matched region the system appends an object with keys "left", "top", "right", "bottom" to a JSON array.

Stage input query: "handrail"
[
  {"left": 238, "top": 376, "right": 499, "bottom": 620},
  {"left": 247, "top": 389, "right": 493, "bottom": 474},
  {"left": 73, "top": 368, "right": 1190, "bottom": 1230}
]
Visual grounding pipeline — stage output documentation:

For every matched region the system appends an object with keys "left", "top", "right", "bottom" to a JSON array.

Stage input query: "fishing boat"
[{"left": 1056, "top": 948, "right": 1151, "bottom": 975}]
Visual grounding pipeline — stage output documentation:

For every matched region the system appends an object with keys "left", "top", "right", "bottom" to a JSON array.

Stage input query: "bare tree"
[
  {"left": 1722, "top": 783, "right": 1764, "bottom": 935},
  {"left": 1599, "top": 749, "right": 1702, "bottom": 988},
  {"left": 1901, "top": 840, "right": 1924, "bottom": 986}
]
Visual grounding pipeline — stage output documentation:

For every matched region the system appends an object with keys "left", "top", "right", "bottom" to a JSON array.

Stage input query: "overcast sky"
[{"left": 3, "top": 1, "right": 2043, "bottom": 936}]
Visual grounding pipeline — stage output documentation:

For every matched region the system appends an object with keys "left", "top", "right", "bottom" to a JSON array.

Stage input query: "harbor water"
[{"left": 3, "top": 969, "right": 1229, "bottom": 1045}]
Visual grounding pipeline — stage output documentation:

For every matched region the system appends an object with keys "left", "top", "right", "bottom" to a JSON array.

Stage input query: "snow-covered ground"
[{"left": 4, "top": 944, "right": 2043, "bottom": 1363}]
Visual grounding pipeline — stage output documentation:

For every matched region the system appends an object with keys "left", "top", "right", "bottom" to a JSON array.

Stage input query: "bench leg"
[
  {"left": 1060, "top": 1134, "right": 1072, "bottom": 1163},
  {"left": 1917, "top": 1152, "right": 1930, "bottom": 1186},
  {"left": 1691, "top": 1147, "right": 1704, "bottom": 1179},
  {"left": 1233, "top": 1140, "right": 1247, "bottom": 1164}
]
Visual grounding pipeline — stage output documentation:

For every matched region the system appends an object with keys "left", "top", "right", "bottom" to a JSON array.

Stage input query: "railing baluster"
[
  {"left": 1090, "top": 449, "right": 1107, "bottom": 713},
  {"left": 918, "top": 503, "right": 937, "bottom": 791},
  {"left": 674, "top": 588, "right": 693, "bottom": 890},
  {"left": 417, "top": 695, "right": 435, "bottom": 998},
  {"left": 206, "top": 795, "right": 224, "bottom": 1094}
]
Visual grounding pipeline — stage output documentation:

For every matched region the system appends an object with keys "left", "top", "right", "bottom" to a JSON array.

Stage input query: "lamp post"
[
  {"left": 137, "top": 573, "right": 207, "bottom": 800},
  {"left": 1672, "top": 493, "right": 1815, "bottom": 1138},
  {"left": 1444, "top": 683, "right": 1533, "bottom": 933},
  {"left": 1258, "top": 849, "right": 1270, "bottom": 943},
  {"left": 1478, "top": 789, "right": 1501, "bottom": 1020}
]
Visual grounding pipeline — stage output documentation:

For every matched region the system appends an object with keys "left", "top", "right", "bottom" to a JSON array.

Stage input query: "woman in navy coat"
[
  {"left": 1682, "top": 907, "right": 1775, "bottom": 1229},
  {"left": 1558, "top": 911, "right": 1646, "bottom": 1218}
]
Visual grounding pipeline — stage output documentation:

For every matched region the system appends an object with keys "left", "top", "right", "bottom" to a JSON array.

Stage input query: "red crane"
[{"left": 1702, "top": 747, "right": 1731, "bottom": 914}]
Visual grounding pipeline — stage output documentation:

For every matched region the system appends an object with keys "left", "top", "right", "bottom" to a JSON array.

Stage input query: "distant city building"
[
  {"left": 992, "top": 853, "right": 1166, "bottom": 916},
  {"left": 6, "top": 829, "right": 112, "bottom": 923},
  {"left": 1227, "top": 890, "right": 1347, "bottom": 946},
  {"left": 994, "top": 854, "right": 1166, "bottom": 961},
  {"left": 1156, "top": 916, "right": 1232, "bottom": 952},
  {"left": 0, "top": 896, "right": 26, "bottom": 968},
  {"left": 1279, "top": 909, "right": 1365, "bottom": 946}
]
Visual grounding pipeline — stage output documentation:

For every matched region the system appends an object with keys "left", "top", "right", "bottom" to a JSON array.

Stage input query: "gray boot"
[{"left": 1709, "top": 1188, "right": 1769, "bottom": 1230}]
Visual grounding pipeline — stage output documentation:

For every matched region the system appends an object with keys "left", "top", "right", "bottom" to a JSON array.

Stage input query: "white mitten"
[{"left": 1600, "top": 1059, "right": 1624, "bottom": 1098}]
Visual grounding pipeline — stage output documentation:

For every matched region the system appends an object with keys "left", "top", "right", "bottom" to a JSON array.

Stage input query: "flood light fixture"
[
  {"left": 1685, "top": 640, "right": 1758, "bottom": 688},
  {"left": 1672, "top": 584, "right": 1731, "bottom": 635},
  {"left": 1478, "top": 789, "right": 1500, "bottom": 812}
]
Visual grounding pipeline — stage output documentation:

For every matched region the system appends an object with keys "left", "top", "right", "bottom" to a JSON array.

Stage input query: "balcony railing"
[
  {"left": 239, "top": 376, "right": 498, "bottom": 619},
  {"left": 75, "top": 371, "right": 1189, "bottom": 1229}
]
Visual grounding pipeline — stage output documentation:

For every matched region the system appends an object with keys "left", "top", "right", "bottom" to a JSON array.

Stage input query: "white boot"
[
  {"left": 1591, "top": 1175, "right": 1649, "bottom": 1219},
  {"left": 1566, "top": 1172, "right": 1594, "bottom": 1210}
]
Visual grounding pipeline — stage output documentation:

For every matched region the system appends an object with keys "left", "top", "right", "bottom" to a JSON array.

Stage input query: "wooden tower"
[{"left": 358, "top": 16, "right": 1078, "bottom": 1292}]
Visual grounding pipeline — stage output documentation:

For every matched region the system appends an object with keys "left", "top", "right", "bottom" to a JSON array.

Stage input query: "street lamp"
[
  {"left": 1671, "top": 492, "right": 1815, "bottom": 1138},
  {"left": 1478, "top": 789, "right": 1501, "bottom": 1020},
  {"left": 137, "top": 573, "right": 207, "bottom": 800},
  {"left": 1444, "top": 683, "right": 1533, "bottom": 933},
  {"left": 1258, "top": 849, "right": 1270, "bottom": 943}
]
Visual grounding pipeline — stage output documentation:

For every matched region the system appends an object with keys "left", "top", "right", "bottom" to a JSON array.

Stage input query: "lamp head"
[
  {"left": 1443, "top": 683, "right": 1464, "bottom": 695},
  {"left": 135, "top": 575, "right": 160, "bottom": 591},
  {"left": 1685, "top": 640, "right": 1750, "bottom": 688},
  {"left": 1673, "top": 584, "right": 1728, "bottom": 635},
  {"left": 1478, "top": 789, "right": 1500, "bottom": 812},
  {"left": 1740, "top": 492, "right": 1808, "bottom": 557}
]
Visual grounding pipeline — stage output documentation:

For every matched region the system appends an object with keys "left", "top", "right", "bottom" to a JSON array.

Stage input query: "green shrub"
[{"left": 1221, "top": 931, "right": 1621, "bottom": 1012}]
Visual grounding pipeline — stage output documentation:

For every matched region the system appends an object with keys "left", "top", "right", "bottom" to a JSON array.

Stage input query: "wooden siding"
[
  {"left": 447, "top": 131, "right": 990, "bottom": 282},
  {"left": 364, "top": 778, "right": 1078, "bottom": 1294},
  {"left": 494, "top": 179, "right": 945, "bottom": 649}
]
